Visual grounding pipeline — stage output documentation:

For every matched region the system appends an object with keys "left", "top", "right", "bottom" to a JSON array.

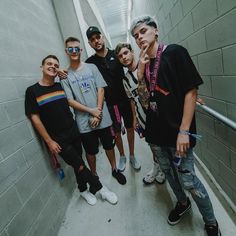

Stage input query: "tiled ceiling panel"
[{"left": 94, "top": 0, "right": 129, "bottom": 42}]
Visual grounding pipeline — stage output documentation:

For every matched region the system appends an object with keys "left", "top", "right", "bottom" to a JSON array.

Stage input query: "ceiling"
[{"left": 94, "top": 0, "right": 131, "bottom": 43}]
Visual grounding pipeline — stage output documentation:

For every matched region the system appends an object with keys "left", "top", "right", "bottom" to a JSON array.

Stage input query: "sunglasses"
[{"left": 67, "top": 47, "right": 81, "bottom": 54}]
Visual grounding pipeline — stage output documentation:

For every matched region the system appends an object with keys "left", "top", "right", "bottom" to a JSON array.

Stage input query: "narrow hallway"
[{"left": 58, "top": 134, "right": 236, "bottom": 236}]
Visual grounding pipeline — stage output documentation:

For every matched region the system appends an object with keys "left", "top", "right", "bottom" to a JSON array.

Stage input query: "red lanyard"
[{"left": 145, "top": 43, "right": 164, "bottom": 93}]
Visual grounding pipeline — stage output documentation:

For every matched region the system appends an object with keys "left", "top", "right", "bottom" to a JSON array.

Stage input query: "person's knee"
[
  {"left": 61, "top": 145, "right": 84, "bottom": 166},
  {"left": 115, "top": 132, "right": 122, "bottom": 140},
  {"left": 189, "top": 189, "right": 207, "bottom": 198},
  {"left": 180, "top": 171, "right": 207, "bottom": 199},
  {"left": 85, "top": 147, "right": 99, "bottom": 156},
  {"left": 179, "top": 170, "right": 194, "bottom": 189},
  {"left": 102, "top": 134, "right": 116, "bottom": 150}
]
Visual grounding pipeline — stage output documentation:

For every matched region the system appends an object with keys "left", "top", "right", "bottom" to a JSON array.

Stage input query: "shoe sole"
[
  {"left": 112, "top": 175, "right": 127, "bottom": 185},
  {"left": 118, "top": 167, "right": 126, "bottom": 172},
  {"left": 81, "top": 198, "right": 97, "bottom": 206},
  {"left": 131, "top": 166, "right": 141, "bottom": 171},
  {"left": 107, "top": 200, "right": 118, "bottom": 205},
  {"left": 101, "top": 197, "right": 118, "bottom": 205},
  {"left": 167, "top": 204, "right": 191, "bottom": 225},
  {"left": 155, "top": 178, "right": 166, "bottom": 184},
  {"left": 143, "top": 178, "right": 155, "bottom": 185}
]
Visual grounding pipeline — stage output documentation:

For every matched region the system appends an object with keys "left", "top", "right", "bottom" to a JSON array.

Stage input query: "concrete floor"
[{"left": 58, "top": 134, "right": 236, "bottom": 236}]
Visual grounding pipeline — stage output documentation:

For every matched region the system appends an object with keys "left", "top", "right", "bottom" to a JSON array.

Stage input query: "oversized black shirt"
[
  {"left": 86, "top": 49, "right": 128, "bottom": 105},
  {"left": 144, "top": 44, "right": 203, "bottom": 147},
  {"left": 25, "top": 82, "right": 76, "bottom": 142}
]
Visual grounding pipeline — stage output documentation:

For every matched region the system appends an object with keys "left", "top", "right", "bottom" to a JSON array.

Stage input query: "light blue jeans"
[{"left": 150, "top": 144, "right": 216, "bottom": 225}]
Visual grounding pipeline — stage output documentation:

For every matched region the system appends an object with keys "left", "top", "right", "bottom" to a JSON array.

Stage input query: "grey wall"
[
  {"left": 0, "top": 0, "right": 77, "bottom": 235},
  {"left": 1, "top": 1, "right": 236, "bottom": 235},
  {"left": 131, "top": 0, "right": 236, "bottom": 207},
  {"left": 0, "top": 1, "right": 122, "bottom": 235}
]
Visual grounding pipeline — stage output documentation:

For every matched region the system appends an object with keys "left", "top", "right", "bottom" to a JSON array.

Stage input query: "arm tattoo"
[{"left": 138, "top": 78, "right": 149, "bottom": 109}]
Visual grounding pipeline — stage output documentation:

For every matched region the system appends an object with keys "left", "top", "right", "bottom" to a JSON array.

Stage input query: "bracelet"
[
  {"left": 179, "top": 130, "right": 189, "bottom": 135},
  {"left": 178, "top": 130, "right": 202, "bottom": 140}
]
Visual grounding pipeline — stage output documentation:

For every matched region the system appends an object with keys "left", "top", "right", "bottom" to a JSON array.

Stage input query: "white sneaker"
[
  {"left": 130, "top": 156, "right": 141, "bottom": 171},
  {"left": 118, "top": 155, "right": 126, "bottom": 172},
  {"left": 80, "top": 190, "right": 97, "bottom": 205},
  {"left": 99, "top": 186, "right": 118, "bottom": 205},
  {"left": 143, "top": 162, "right": 162, "bottom": 185}
]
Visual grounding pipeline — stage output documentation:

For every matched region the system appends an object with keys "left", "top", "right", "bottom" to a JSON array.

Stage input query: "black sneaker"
[
  {"left": 167, "top": 197, "right": 191, "bottom": 225},
  {"left": 205, "top": 221, "right": 221, "bottom": 236},
  {"left": 112, "top": 169, "right": 127, "bottom": 185}
]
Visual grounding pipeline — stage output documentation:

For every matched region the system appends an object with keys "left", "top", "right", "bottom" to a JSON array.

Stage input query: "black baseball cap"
[{"left": 86, "top": 26, "right": 101, "bottom": 39}]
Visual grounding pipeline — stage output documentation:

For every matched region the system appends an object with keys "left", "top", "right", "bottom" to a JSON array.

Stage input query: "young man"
[
  {"left": 60, "top": 37, "right": 126, "bottom": 186},
  {"left": 85, "top": 26, "right": 141, "bottom": 172},
  {"left": 25, "top": 55, "right": 118, "bottom": 205},
  {"left": 115, "top": 42, "right": 165, "bottom": 185},
  {"left": 130, "top": 16, "right": 221, "bottom": 235}
]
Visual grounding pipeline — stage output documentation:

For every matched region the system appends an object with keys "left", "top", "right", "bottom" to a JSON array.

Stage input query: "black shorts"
[
  {"left": 108, "top": 100, "right": 133, "bottom": 133},
  {"left": 81, "top": 127, "right": 115, "bottom": 155}
]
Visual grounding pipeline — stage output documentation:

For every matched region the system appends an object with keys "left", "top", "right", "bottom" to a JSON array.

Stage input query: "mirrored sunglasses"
[{"left": 67, "top": 47, "right": 81, "bottom": 54}]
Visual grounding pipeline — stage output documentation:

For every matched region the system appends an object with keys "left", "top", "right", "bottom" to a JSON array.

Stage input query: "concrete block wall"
[
  {"left": 0, "top": 0, "right": 77, "bottom": 235},
  {"left": 131, "top": 0, "right": 236, "bottom": 207}
]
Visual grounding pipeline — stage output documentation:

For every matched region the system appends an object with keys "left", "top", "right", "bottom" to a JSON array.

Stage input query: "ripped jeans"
[{"left": 150, "top": 144, "right": 216, "bottom": 225}]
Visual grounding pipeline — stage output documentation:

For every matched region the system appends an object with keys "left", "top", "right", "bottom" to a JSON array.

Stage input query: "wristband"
[{"left": 178, "top": 130, "right": 202, "bottom": 140}]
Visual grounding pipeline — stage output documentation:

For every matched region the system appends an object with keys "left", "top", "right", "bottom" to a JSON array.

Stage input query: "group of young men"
[{"left": 25, "top": 15, "right": 221, "bottom": 235}]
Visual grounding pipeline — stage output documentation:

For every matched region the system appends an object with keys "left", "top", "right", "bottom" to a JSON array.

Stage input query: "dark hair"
[
  {"left": 115, "top": 43, "right": 133, "bottom": 55},
  {"left": 41, "top": 55, "right": 59, "bottom": 65},
  {"left": 130, "top": 15, "right": 158, "bottom": 37},
  {"left": 65, "top": 37, "right": 80, "bottom": 47}
]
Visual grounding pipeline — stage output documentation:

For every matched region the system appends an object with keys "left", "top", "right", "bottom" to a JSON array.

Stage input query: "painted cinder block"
[
  {"left": 192, "top": 0, "right": 218, "bottom": 31},
  {"left": 198, "top": 50, "right": 223, "bottom": 76},
  {"left": 6, "top": 190, "right": 44, "bottom": 236},
  {"left": 0, "top": 121, "right": 32, "bottom": 158},
  {"left": 0, "top": 150, "right": 28, "bottom": 195},
  {"left": 0, "top": 187, "right": 22, "bottom": 232},
  {"left": 205, "top": 9, "right": 236, "bottom": 50}
]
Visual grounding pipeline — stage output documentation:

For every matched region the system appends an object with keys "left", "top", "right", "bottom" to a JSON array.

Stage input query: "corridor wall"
[
  {"left": 0, "top": 0, "right": 114, "bottom": 235},
  {"left": 131, "top": 0, "right": 236, "bottom": 211},
  {"left": 0, "top": 0, "right": 77, "bottom": 235}
]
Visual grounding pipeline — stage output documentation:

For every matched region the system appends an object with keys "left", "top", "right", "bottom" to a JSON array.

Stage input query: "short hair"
[
  {"left": 41, "top": 55, "right": 59, "bottom": 65},
  {"left": 115, "top": 43, "right": 133, "bottom": 55},
  {"left": 130, "top": 15, "right": 158, "bottom": 37},
  {"left": 65, "top": 37, "right": 80, "bottom": 47}
]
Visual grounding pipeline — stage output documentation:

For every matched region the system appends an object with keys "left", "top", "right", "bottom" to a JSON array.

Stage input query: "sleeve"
[
  {"left": 90, "top": 64, "right": 107, "bottom": 88},
  {"left": 60, "top": 77, "right": 75, "bottom": 100},
  {"left": 25, "top": 87, "right": 39, "bottom": 116},
  {"left": 175, "top": 45, "right": 203, "bottom": 93}
]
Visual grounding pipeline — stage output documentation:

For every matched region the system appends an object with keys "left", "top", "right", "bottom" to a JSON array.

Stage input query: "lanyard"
[{"left": 145, "top": 43, "right": 164, "bottom": 93}]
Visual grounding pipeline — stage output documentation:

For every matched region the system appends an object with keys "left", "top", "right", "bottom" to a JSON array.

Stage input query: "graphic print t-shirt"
[
  {"left": 123, "top": 69, "right": 146, "bottom": 129},
  {"left": 25, "top": 82, "right": 74, "bottom": 140},
  {"left": 61, "top": 63, "right": 112, "bottom": 133}
]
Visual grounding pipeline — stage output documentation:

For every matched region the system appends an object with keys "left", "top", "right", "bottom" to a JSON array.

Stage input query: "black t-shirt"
[
  {"left": 86, "top": 49, "right": 128, "bottom": 105},
  {"left": 25, "top": 82, "right": 76, "bottom": 142},
  {"left": 145, "top": 44, "right": 203, "bottom": 147}
]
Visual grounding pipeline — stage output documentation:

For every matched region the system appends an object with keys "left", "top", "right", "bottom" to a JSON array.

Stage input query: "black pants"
[{"left": 58, "top": 129, "right": 102, "bottom": 194}]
